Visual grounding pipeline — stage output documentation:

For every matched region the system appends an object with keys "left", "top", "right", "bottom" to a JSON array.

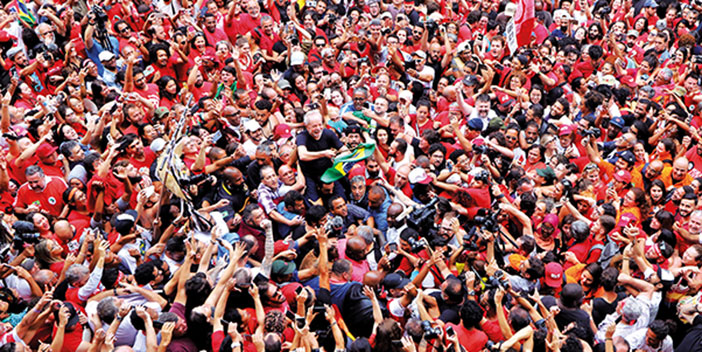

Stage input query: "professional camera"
[
  {"left": 406, "top": 237, "right": 426, "bottom": 253},
  {"left": 91, "top": 6, "right": 108, "bottom": 26},
  {"left": 484, "top": 270, "right": 508, "bottom": 290},
  {"left": 474, "top": 211, "right": 500, "bottom": 233},
  {"left": 421, "top": 320, "right": 442, "bottom": 339},
  {"left": 597, "top": 6, "right": 611, "bottom": 16},
  {"left": 581, "top": 127, "right": 601, "bottom": 139},
  {"left": 325, "top": 215, "right": 344, "bottom": 238},
  {"left": 12, "top": 221, "right": 40, "bottom": 251},
  {"left": 473, "top": 144, "right": 488, "bottom": 154},
  {"left": 407, "top": 198, "right": 439, "bottom": 234}
]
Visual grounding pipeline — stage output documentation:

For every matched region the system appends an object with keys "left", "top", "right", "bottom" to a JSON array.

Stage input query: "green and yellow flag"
[{"left": 320, "top": 143, "right": 376, "bottom": 183}]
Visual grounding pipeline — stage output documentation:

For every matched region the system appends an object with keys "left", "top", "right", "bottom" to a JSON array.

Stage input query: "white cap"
[
  {"left": 399, "top": 90, "right": 413, "bottom": 102},
  {"left": 150, "top": 138, "right": 167, "bottom": 153},
  {"left": 408, "top": 167, "right": 432, "bottom": 184},
  {"left": 290, "top": 51, "right": 305, "bottom": 66},
  {"left": 244, "top": 120, "right": 262, "bottom": 133},
  {"left": 504, "top": 3, "right": 517, "bottom": 17},
  {"left": 99, "top": 51, "right": 116, "bottom": 62}
]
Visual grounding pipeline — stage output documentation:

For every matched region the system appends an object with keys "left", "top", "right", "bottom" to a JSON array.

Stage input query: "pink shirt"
[{"left": 336, "top": 238, "right": 370, "bottom": 282}]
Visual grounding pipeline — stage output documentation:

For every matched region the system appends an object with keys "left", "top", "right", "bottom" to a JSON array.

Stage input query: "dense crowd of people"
[{"left": 4, "top": 0, "right": 702, "bottom": 351}]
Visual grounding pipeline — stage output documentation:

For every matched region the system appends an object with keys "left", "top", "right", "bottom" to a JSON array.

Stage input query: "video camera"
[{"left": 12, "top": 221, "right": 40, "bottom": 251}]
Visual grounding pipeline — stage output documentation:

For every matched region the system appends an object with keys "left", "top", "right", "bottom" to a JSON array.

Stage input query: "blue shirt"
[{"left": 368, "top": 189, "right": 391, "bottom": 235}]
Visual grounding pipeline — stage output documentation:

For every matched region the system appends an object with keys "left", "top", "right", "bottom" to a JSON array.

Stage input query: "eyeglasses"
[
  {"left": 353, "top": 97, "right": 365, "bottom": 101},
  {"left": 120, "top": 27, "right": 131, "bottom": 33}
]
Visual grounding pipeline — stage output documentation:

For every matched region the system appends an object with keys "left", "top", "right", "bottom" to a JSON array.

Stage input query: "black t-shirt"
[
  {"left": 555, "top": 307, "right": 594, "bottom": 344},
  {"left": 296, "top": 129, "right": 343, "bottom": 182},
  {"left": 592, "top": 292, "right": 627, "bottom": 326}
]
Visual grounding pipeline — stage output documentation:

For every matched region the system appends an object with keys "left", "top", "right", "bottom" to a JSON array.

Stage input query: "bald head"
[
  {"left": 388, "top": 203, "right": 403, "bottom": 217},
  {"left": 54, "top": 220, "right": 73, "bottom": 241},
  {"left": 363, "top": 270, "right": 383, "bottom": 286},
  {"left": 347, "top": 236, "right": 367, "bottom": 252},
  {"left": 223, "top": 167, "right": 244, "bottom": 185},
  {"left": 673, "top": 157, "right": 690, "bottom": 181}
]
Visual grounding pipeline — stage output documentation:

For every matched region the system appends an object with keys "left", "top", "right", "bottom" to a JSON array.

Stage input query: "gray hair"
[
  {"left": 65, "top": 264, "right": 90, "bottom": 285},
  {"left": 350, "top": 175, "right": 366, "bottom": 186},
  {"left": 256, "top": 143, "right": 274, "bottom": 156},
  {"left": 97, "top": 297, "right": 118, "bottom": 323},
  {"left": 25, "top": 165, "right": 44, "bottom": 177},
  {"left": 356, "top": 226, "right": 374, "bottom": 245},
  {"left": 304, "top": 110, "right": 323, "bottom": 125}
]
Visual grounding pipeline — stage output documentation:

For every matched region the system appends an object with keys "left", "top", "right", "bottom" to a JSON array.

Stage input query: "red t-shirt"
[
  {"left": 13, "top": 175, "right": 68, "bottom": 217},
  {"left": 446, "top": 323, "right": 488, "bottom": 352}
]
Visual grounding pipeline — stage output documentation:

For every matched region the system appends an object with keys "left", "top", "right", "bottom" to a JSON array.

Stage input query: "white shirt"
[{"left": 624, "top": 328, "right": 673, "bottom": 352}]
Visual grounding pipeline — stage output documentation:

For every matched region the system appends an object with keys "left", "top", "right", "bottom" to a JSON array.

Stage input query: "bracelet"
[
  {"left": 230, "top": 342, "right": 241, "bottom": 349},
  {"left": 331, "top": 321, "right": 337, "bottom": 326},
  {"left": 114, "top": 288, "right": 118, "bottom": 296},
  {"left": 116, "top": 316, "right": 123, "bottom": 321}
]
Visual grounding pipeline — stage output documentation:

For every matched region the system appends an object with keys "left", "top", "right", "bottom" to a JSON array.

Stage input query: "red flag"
[{"left": 514, "top": 0, "right": 535, "bottom": 46}]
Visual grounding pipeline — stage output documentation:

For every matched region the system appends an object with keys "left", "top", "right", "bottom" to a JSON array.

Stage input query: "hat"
[
  {"left": 399, "top": 90, "right": 413, "bottom": 102},
  {"left": 413, "top": 50, "right": 427, "bottom": 59},
  {"left": 613, "top": 169, "right": 632, "bottom": 183},
  {"left": 462, "top": 75, "right": 479, "bottom": 86},
  {"left": 457, "top": 41, "right": 471, "bottom": 53},
  {"left": 154, "top": 106, "right": 169, "bottom": 120},
  {"left": 644, "top": 0, "right": 658, "bottom": 7},
  {"left": 618, "top": 150, "right": 636, "bottom": 165},
  {"left": 381, "top": 11, "right": 393, "bottom": 19},
  {"left": 274, "top": 123, "right": 292, "bottom": 140},
  {"left": 274, "top": 240, "right": 295, "bottom": 255},
  {"left": 600, "top": 75, "right": 618, "bottom": 87},
  {"left": 37, "top": 143, "right": 58, "bottom": 159},
  {"left": 344, "top": 124, "right": 363, "bottom": 135},
  {"left": 544, "top": 262, "right": 563, "bottom": 288},
  {"left": 620, "top": 75, "right": 636, "bottom": 88},
  {"left": 244, "top": 120, "right": 262, "bottom": 133},
  {"left": 54, "top": 302, "right": 80, "bottom": 329},
  {"left": 536, "top": 166, "right": 557, "bottom": 181},
  {"left": 621, "top": 297, "right": 644, "bottom": 322},
  {"left": 290, "top": 51, "right": 306, "bottom": 66},
  {"left": 404, "top": 0, "right": 414, "bottom": 4},
  {"left": 617, "top": 212, "right": 638, "bottom": 228},
  {"left": 656, "top": 19, "right": 667, "bottom": 31},
  {"left": 408, "top": 167, "right": 432, "bottom": 184},
  {"left": 508, "top": 254, "right": 527, "bottom": 271},
  {"left": 277, "top": 79, "right": 292, "bottom": 90},
  {"left": 559, "top": 124, "right": 575, "bottom": 136},
  {"left": 112, "top": 209, "right": 138, "bottom": 236},
  {"left": 271, "top": 259, "right": 296, "bottom": 276},
  {"left": 98, "top": 51, "right": 116, "bottom": 62},
  {"left": 627, "top": 29, "right": 640, "bottom": 37},
  {"left": 504, "top": 2, "right": 517, "bottom": 17},
  {"left": 150, "top": 138, "right": 167, "bottom": 153},
  {"left": 6, "top": 47, "right": 22, "bottom": 59},
  {"left": 467, "top": 118, "right": 483, "bottom": 131},
  {"left": 371, "top": 64, "right": 389, "bottom": 75},
  {"left": 488, "top": 117, "right": 505, "bottom": 131},
  {"left": 610, "top": 116, "right": 625, "bottom": 129},
  {"left": 68, "top": 166, "right": 88, "bottom": 186},
  {"left": 383, "top": 273, "right": 411, "bottom": 290},
  {"left": 448, "top": 103, "right": 462, "bottom": 113},
  {"left": 216, "top": 232, "right": 241, "bottom": 258}
]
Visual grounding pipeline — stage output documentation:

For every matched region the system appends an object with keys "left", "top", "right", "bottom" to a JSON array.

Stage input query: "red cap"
[
  {"left": 273, "top": 123, "right": 292, "bottom": 140},
  {"left": 544, "top": 262, "right": 563, "bottom": 288},
  {"left": 620, "top": 75, "right": 636, "bottom": 88},
  {"left": 36, "top": 143, "right": 57, "bottom": 159},
  {"left": 613, "top": 169, "right": 632, "bottom": 183},
  {"left": 274, "top": 239, "right": 294, "bottom": 255},
  {"left": 559, "top": 124, "right": 576, "bottom": 136}
]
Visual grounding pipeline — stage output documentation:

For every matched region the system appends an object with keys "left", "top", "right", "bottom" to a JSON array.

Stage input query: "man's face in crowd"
[
  {"left": 353, "top": 91, "right": 367, "bottom": 111},
  {"left": 205, "top": 16, "right": 216, "bottom": 32},
  {"left": 117, "top": 23, "right": 131, "bottom": 39},
  {"left": 320, "top": 182, "right": 335, "bottom": 196},
  {"left": 654, "top": 35, "right": 667, "bottom": 53},
  {"left": 26, "top": 172, "right": 46, "bottom": 191},
  {"left": 395, "top": 165, "right": 410, "bottom": 188},
  {"left": 261, "top": 168, "right": 279, "bottom": 190},
  {"left": 673, "top": 159, "right": 688, "bottom": 181},
  {"left": 680, "top": 198, "right": 696, "bottom": 219},
  {"left": 525, "top": 125, "right": 538, "bottom": 144},
  {"left": 331, "top": 197, "right": 348, "bottom": 217},
  {"left": 645, "top": 329, "right": 664, "bottom": 349},
  {"left": 430, "top": 150, "right": 444, "bottom": 169},
  {"left": 261, "top": 18, "right": 274, "bottom": 36},
  {"left": 306, "top": 115, "right": 324, "bottom": 140},
  {"left": 351, "top": 181, "right": 366, "bottom": 201},
  {"left": 366, "top": 159, "right": 380, "bottom": 178},
  {"left": 505, "top": 129, "right": 519, "bottom": 148},
  {"left": 278, "top": 165, "right": 296, "bottom": 185},
  {"left": 247, "top": 1, "right": 261, "bottom": 17},
  {"left": 476, "top": 100, "right": 490, "bottom": 118}
]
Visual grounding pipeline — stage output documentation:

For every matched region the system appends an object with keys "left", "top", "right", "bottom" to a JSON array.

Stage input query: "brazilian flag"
[
  {"left": 320, "top": 143, "right": 376, "bottom": 183},
  {"left": 10, "top": 0, "right": 36, "bottom": 26}
]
